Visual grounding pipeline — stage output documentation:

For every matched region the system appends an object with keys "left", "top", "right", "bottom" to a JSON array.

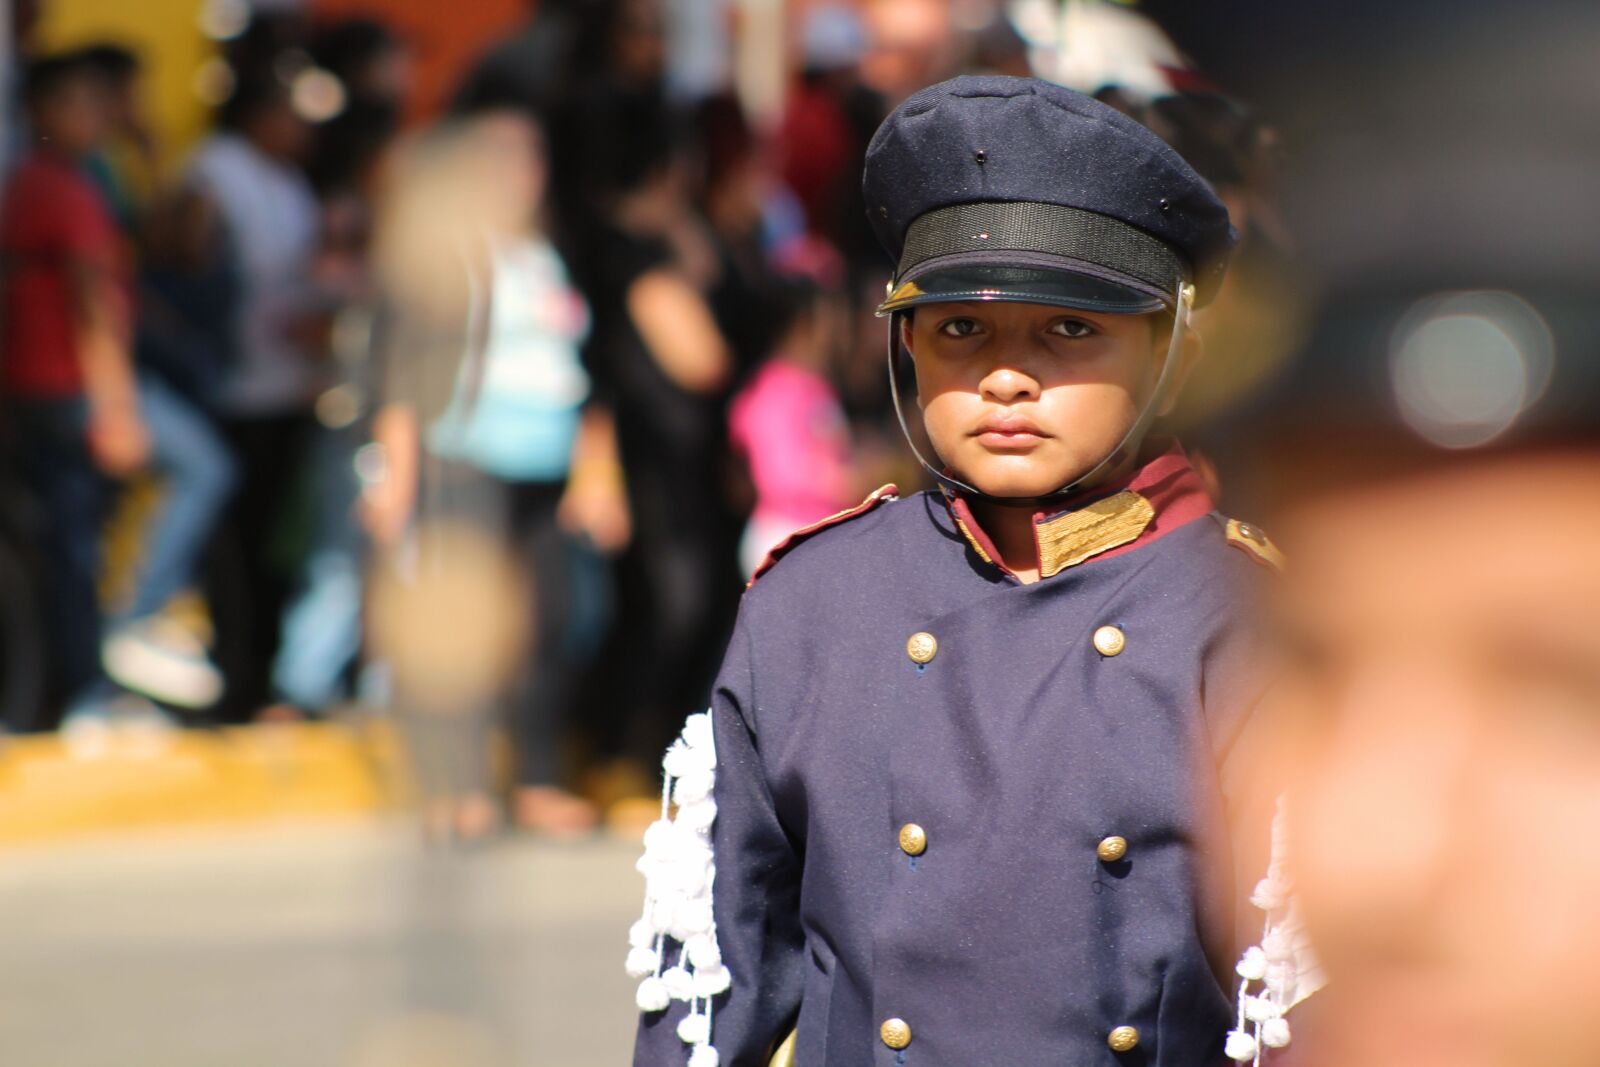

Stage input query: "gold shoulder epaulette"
[
  {"left": 748, "top": 484, "right": 900, "bottom": 588},
  {"left": 1226, "top": 518, "right": 1286, "bottom": 573}
]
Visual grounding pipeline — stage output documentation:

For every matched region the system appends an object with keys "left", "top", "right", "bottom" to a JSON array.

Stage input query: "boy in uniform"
[{"left": 629, "top": 76, "right": 1295, "bottom": 1067}]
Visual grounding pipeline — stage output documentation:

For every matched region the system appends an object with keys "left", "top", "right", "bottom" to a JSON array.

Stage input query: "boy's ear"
[{"left": 1157, "top": 322, "right": 1205, "bottom": 417}]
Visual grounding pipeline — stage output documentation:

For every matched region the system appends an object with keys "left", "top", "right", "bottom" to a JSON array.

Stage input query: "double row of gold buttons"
[{"left": 889, "top": 623, "right": 1139, "bottom": 1054}]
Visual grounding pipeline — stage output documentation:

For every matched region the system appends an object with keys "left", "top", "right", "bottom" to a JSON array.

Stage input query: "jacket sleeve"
[{"left": 632, "top": 610, "right": 807, "bottom": 1067}]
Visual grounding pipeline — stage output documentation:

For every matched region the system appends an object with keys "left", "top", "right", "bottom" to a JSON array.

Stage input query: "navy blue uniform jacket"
[{"left": 636, "top": 445, "right": 1273, "bottom": 1066}]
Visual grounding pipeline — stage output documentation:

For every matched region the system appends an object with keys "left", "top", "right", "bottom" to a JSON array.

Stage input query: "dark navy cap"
[{"left": 863, "top": 75, "right": 1236, "bottom": 315}]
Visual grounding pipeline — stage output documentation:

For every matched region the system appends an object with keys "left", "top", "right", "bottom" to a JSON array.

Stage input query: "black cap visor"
[{"left": 877, "top": 256, "right": 1167, "bottom": 317}]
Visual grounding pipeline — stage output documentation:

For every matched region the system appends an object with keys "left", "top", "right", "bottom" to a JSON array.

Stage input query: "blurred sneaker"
[
  {"left": 59, "top": 691, "right": 175, "bottom": 759},
  {"left": 59, "top": 705, "right": 114, "bottom": 760},
  {"left": 102, "top": 616, "right": 224, "bottom": 709}
]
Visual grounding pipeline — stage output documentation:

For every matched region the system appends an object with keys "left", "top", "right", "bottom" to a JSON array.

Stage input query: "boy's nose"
[{"left": 979, "top": 366, "right": 1039, "bottom": 404}]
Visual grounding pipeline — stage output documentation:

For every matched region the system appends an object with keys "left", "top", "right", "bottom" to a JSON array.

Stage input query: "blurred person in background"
[
  {"left": 776, "top": 5, "right": 879, "bottom": 266},
  {"left": 692, "top": 92, "right": 796, "bottom": 381},
  {"left": 0, "top": 53, "right": 146, "bottom": 727},
  {"left": 77, "top": 43, "right": 157, "bottom": 233},
  {"left": 366, "top": 105, "right": 618, "bottom": 839},
  {"left": 568, "top": 87, "right": 741, "bottom": 821},
  {"left": 305, "top": 18, "right": 409, "bottom": 206},
  {"left": 256, "top": 17, "right": 415, "bottom": 722},
  {"left": 63, "top": 41, "right": 242, "bottom": 716},
  {"left": 186, "top": 52, "right": 325, "bottom": 722},
  {"left": 727, "top": 261, "right": 859, "bottom": 579}
]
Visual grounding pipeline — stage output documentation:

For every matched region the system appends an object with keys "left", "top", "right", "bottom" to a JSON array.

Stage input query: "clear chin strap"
[{"left": 885, "top": 281, "right": 1196, "bottom": 507}]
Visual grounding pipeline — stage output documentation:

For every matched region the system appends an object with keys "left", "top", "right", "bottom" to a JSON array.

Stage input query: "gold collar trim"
[{"left": 1034, "top": 490, "right": 1155, "bottom": 578}]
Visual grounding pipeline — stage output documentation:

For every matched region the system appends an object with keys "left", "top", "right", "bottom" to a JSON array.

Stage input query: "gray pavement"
[{"left": 0, "top": 819, "right": 644, "bottom": 1067}]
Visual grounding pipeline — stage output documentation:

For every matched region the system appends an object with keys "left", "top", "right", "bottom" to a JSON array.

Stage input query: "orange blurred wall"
[{"left": 309, "top": 0, "right": 531, "bottom": 123}]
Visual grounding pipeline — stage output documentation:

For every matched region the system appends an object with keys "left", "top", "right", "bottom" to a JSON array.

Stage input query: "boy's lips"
[{"left": 971, "top": 416, "right": 1051, "bottom": 445}]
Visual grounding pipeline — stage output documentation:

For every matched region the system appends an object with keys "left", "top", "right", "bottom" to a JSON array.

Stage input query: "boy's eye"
[
  {"left": 937, "top": 318, "right": 982, "bottom": 338},
  {"left": 1049, "top": 318, "right": 1095, "bottom": 338}
]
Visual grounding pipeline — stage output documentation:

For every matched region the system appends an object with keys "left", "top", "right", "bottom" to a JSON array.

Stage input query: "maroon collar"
[{"left": 943, "top": 441, "right": 1215, "bottom": 579}]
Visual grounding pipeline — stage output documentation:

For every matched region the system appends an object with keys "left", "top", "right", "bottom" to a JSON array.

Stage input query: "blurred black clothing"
[
  {"left": 577, "top": 225, "right": 742, "bottom": 766},
  {"left": 208, "top": 412, "right": 316, "bottom": 723},
  {"left": 9, "top": 397, "right": 109, "bottom": 722}
]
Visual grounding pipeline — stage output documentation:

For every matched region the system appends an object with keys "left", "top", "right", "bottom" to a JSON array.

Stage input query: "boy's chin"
[{"left": 954, "top": 461, "right": 1089, "bottom": 501}]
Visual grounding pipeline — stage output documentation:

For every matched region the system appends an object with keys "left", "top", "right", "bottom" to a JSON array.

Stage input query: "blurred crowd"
[{"left": 0, "top": 0, "right": 1288, "bottom": 840}]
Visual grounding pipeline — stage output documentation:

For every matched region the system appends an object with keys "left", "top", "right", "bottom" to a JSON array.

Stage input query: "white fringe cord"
[
  {"left": 1225, "top": 795, "right": 1326, "bottom": 1063},
  {"left": 627, "top": 711, "right": 727, "bottom": 1067}
]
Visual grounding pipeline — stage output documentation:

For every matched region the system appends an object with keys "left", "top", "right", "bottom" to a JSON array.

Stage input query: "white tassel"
[
  {"left": 661, "top": 965, "right": 695, "bottom": 1001},
  {"left": 676, "top": 1012, "right": 711, "bottom": 1046},
  {"left": 1243, "top": 995, "right": 1281, "bottom": 1023},
  {"left": 674, "top": 769, "right": 715, "bottom": 805},
  {"left": 1261, "top": 925, "right": 1295, "bottom": 963},
  {"left": 1250, "top": 876, "right": 1288, "bottom": 911},
  {"left": 692, "top": 963, "right": 733, "bottom": 997},
  {"left": 685, "top": 934, "right": 722, "bottom": 969},
  {"left": 625, "top": 946, "right": 660, "bottom": 979},
  {"left": 1225, "top": 1030, "right": 1258, "bottom": 1062},
  {"left": 677, "top": 798, "right": 718, "bottom": 832},
  {"left": 636, "top": 976, "right": 671, "bottom": 1012},
  {"left": 625, "top": 710, "right": 731, "bottom": 1067},
  {"left": 680, "top": 711, "right": 714, "bottom": 749},
  {"left": 1225, "top": 795, "right": 1325, "bottom": 1062}
]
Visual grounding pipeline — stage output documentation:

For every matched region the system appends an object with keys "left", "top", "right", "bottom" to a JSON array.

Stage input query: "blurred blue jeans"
[
  {"left": 270, "top": 424, "right": 363, "bottom": 712},
  {"left": 122, "top": 374, "right": 237, "bottom": 622}
]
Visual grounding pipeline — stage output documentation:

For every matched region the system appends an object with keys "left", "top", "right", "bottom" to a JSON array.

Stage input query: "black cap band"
[{"left": 892, "top": 201, "right": 1188, "bottom": 307}]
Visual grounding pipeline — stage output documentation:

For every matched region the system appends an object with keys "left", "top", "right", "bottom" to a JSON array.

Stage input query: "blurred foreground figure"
[
  {"left": 1230, "top": 7, "right": 1600, "bottom": 1066},
  {"left": 1272, "top": 450, "right": 1600, "bottom": 1067}
]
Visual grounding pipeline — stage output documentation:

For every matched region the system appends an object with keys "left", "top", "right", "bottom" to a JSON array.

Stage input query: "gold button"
[
  {"left": 898, "top": 823, "right": 928, "bottom": 856},
  {"left": 880, "top": 1017, "right": 912, "bottom": 1050},
  {"left": 1108, "top": 1025, "right": 1140, "bottom": 1053},
  {"left": 1097, "top": 835, "right": 1128, "bottom": 863},
  {"left": 1092, "top": 624, "right": 1126, "bottom": 657},
  {"left": 906, "top": 631, "right": 938, "bottom": 664}
]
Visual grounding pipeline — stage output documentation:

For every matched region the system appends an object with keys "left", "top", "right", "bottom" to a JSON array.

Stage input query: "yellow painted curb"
[{"left": 0, "top": 722, "right": 406, "bottom": 845}]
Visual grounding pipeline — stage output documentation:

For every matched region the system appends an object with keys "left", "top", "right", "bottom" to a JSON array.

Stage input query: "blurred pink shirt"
[{"left": 729, "top": 358, "right": 854, "bottom": 568}]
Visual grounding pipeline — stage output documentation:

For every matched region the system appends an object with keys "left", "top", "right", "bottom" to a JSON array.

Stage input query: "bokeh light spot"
[{"left": 1388, "top": 291, "right": 1554, "bottom": 449}]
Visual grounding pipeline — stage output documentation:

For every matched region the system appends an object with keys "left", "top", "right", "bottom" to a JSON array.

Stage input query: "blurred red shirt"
[{"left": 0, "top": 152, "right": 128, "bottom": 399}]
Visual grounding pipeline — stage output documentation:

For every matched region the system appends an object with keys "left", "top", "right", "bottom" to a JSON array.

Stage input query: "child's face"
[{"left": 904, "top": 300, "right": 1168, "bottom": 498}]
